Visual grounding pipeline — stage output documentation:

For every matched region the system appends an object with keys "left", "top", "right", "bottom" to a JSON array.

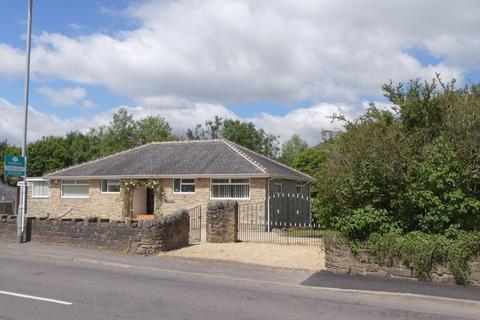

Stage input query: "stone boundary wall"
[
  {"left": 325, "top": 242, "right": 480, "bottom": 286},
  {"left": 0, "top": 210, "right": 189, "bottom": 254},
  {"left": 206, "top": 201, "right": 238, "bottom": 243}
]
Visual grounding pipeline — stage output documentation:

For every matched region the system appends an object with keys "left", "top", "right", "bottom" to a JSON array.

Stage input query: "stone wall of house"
[
  {"left": 206, "top": 201, "right": 238, "bottom": 243},
  {"left": 0, "top": 210, "right": 189, "bottom": 254},
  {"left": 159, "top": 177, "right": 267, "bottom": 215},
  {"left": 27, "top": 180, "right": 123, "bottom": 220},
  {"left": 325, "top": 241, "right": 480, "bottom": 286},
  {"left": 27, "top": 178, "right": 268, "bottom": 221}
]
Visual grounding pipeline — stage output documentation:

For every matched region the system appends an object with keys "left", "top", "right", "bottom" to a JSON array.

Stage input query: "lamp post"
[{"left": 17, "top": 0, "right": 33, "bottom": 244}]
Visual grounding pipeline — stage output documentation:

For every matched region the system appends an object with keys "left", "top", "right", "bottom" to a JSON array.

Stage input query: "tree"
[
  {"left": 100, "top": 108, "right": 138, "bottom": 155},
  {"left": 292, "top": 147, "right": 328, "bottom": 177},
  {"left": 280, "top": 134, "right": 308, "bottom": 166},
  {"left": 137, "top": 115, "right": 174, "bottom": 143},
  {"left": 27, "top": 136, "right": 70, "bottom": 176},
  {"left": 187, "top": 117, "right": 280, "bottom": 157}
]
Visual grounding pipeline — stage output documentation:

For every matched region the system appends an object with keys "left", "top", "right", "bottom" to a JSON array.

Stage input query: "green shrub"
[
  {"left": 337, "top": 206, "right": 394, "bottom": 241},
  {"left": 368, "top": 230, "right": 480, "bottom": 283}
]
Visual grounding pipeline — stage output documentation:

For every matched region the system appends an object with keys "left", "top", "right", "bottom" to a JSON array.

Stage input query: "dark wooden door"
[{"left": 146, "top": 188, "right": 155, "bottom": 214}]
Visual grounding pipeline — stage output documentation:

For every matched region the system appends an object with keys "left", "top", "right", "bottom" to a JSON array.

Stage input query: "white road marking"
[{"left": 0, "top": 290, "right": 72, "bottom": 305}]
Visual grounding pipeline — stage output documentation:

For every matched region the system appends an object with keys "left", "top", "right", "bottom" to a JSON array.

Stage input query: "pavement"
[{"left": 0, "top": 243, "right": 479, "bottom": 319}]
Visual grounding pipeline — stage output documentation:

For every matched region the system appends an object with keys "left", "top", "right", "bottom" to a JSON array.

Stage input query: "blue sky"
[{"left": 0, "top": 0, "right": 479, "bottom": 145}]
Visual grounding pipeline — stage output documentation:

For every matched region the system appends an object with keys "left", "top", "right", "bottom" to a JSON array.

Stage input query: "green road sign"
[{"left": 4, "top": 155, "right": 25, "bottom": 177}]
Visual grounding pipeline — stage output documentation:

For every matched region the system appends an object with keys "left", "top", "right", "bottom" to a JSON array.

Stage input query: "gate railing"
[
  {"left": 238, "top": 195, "right": 321, "bottom": 246},
  {"left": 187, "top": 204, "right": 202, "bottom": 243}
]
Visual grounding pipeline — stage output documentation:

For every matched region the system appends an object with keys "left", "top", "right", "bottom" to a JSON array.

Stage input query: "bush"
[
  {"left": 314, "top": 78, "right": 480, "bottom": 238},
  {"left": 337, "top": 206, "right": 394, "bottom": 241},
  {"left": 368, "top": 230, "right": 480, "bottom": 283}
]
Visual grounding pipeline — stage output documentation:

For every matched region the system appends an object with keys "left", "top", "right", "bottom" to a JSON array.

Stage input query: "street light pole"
[{"left": 17, "top": 0, "right": 33, "bottom": 244}]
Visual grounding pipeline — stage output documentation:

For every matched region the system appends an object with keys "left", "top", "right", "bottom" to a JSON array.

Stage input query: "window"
[
  {"left": 101, "top": 180, "right": 120, "bottom": 193},
  {"left": 211, "top": 178, "right": 250, "bottom": 199},
  {"left": 173, "top": 178, "right": 195, "bottom": 193},
  {"left": 296, "top": 182, "right": 303, "bottom": 194},
  {"left": 61, "top": 180, "right": 89, "bottom": 198},
  {"left": 32, "top": 181, "right": 49, "bottom": 198},
  {"left": 274, "top": 180, "right": 283, "bottom": 194}
]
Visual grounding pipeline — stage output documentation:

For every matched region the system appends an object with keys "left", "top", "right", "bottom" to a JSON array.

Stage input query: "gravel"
[{"left": 159, "top": 242, "right": 325, "bottom": 271}]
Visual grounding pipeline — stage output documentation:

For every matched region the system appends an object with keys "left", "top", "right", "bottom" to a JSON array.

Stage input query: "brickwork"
[
  {"left": 27, "top": 180, "right": 123, "bottom": 219},
  {"left": 325, "top": 242, "right": 480, "bottom": 286},
  {"left": 26, "top": 178, "right": 269, "bottom": 221},
  {"left": 206, "top": 201, "right": 238, "bottom": 243},
  {"left": 0, "top": 210, "right": 189, "bottom": 254}
]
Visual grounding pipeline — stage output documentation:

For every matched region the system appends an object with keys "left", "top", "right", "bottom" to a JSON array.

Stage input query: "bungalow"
[{"left": 26, "top": 139, "right": 314, "bottom": 221}]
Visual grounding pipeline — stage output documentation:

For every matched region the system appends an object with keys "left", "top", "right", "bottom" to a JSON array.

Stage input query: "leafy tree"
[
  {"left": 292, "top": 147, "right": 328, "bottom": 177},
  {"left": 137, "top": 115, "right": 174, "bottom": 143},
  {"left": 187, "top": 117, "right": 280, "bottom": 157},
  {"left": 100, "top": 108, "right": 138, "bottom": 155},
  {"left": 27, "top": 136, "right": 70, "bottom": 176},
  {"left": 279, "top": 134, "right": 308, "bottom": 166}
]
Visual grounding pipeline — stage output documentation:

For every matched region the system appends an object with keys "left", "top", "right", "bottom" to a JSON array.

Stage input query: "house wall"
[
  {"left": 159, "top": 178, "right": 267, "bottom": 216},
  {"left": 268, "top": 179, "right": 310, "bottom": 197},
  {"left": 26, "top": 178, "right": 268, "bottom": 220},
  {"left": 27, "top": 180, "right": 123, "bottom": 220}
]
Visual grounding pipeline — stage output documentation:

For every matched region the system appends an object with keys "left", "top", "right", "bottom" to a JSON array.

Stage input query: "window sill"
[{"left": 61, "top": 196, "right": 89, "bottom": 199}]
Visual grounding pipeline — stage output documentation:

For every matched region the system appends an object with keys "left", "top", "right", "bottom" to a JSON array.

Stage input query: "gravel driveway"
[{"left": 159, "top": 242, "right": 325, "bottom": 271}]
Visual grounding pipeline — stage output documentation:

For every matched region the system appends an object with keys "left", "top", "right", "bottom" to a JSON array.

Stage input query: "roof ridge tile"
[
  {"left": 227, "top": 140, "right": 315, "bottom": 182},
  {"left": 222, "top": 140, "right": 268, "bottom": 174}
]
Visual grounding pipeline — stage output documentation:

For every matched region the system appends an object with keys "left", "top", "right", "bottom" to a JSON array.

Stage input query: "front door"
[{"left": 146, "top": 188, "right": 155, "bottom": 214}]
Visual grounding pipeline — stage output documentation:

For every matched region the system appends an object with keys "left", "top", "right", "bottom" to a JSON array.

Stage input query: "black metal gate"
[
  {"left": 238, "top": 194, "right": 321, "bottom": 245},
  {"left": 188, "top": 204, "right": 202, "bottom": 243}
]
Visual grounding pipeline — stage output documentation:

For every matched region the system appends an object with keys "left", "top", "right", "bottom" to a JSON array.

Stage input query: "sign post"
[
  {"left": 4, "top": 155, "right": 26, "bottom": 177},
  {"left": 16, "top": 0, "right": 33, "bottom": 244}
]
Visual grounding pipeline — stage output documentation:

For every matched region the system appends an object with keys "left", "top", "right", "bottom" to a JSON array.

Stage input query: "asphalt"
[{"left": 0, "top": 243, "right": 479, "bottom": 320}]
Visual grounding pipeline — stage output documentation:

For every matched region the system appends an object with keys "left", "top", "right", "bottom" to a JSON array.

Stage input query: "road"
[{"left": 0, "top": 246, "right": 479, "bottom": 320}]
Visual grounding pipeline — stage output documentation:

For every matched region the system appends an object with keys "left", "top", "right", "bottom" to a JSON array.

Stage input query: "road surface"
[{"left": 0, "top": 245, "right": 479, "bottom": 320}]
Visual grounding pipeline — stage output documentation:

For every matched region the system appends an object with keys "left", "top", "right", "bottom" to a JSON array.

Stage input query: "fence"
[
  {"left": 187, "top": 204, "right": 202, "bottom": 243},
  {"left": 238, "top": 194, "right": 321, "bottom": 246}
]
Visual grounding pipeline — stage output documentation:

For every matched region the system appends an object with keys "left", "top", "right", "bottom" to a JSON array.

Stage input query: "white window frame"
[
  {"left": 210, "top": 178, "right": 250, "bottom": 200},
  {"left": 61, "top": 180, "right": 90, "bottom": 199},
  {"left": 101, "top": 179, "right": 120, "bottom": 194},
  {"left": 274, "top": 179, "right": 283, "bottom": 194},
  {"left": 172, "top": 178, "right": 196, "bottom": 194},
  {"left": 31, "top": 180, "right": 50, "bottom": 198}
]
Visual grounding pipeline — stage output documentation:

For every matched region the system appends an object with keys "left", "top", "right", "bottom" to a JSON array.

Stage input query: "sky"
[{"left": 0, "top": 0, "right": 479, "bottom": 146}]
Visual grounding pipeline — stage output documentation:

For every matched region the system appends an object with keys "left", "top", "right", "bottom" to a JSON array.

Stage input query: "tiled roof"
[{"left": 46, "top": 140, "right": 314, "bottom": 182}]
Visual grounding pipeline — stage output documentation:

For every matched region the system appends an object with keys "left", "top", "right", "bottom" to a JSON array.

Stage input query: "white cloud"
[
  {"left": 1, "top": 95, "right": 349, "bottom": 146},
  {"left": 0, "top": 98, "right": 110, "bottom": 144},
  {"left": 37, "top": 86, "right": 87, "bottom": 107},
  {"left": 0, "top": 44, "right": 24, "bottom": 76},
  {"left": 249, "top": 103, "right": 353, "bottom": 145},
  {"left": 0, "top": 0, "right": 475, "bottom": 105}
]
